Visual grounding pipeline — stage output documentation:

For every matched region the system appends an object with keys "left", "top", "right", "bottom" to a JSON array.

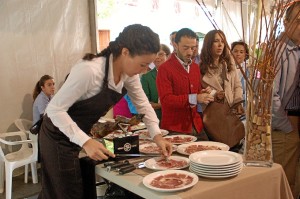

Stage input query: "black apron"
[{"left": 38, "top": 55, "right": 126, "bottom": 199}]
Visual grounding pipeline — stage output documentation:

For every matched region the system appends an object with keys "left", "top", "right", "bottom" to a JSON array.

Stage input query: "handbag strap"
[
  {"left": 216, "top": 63, "right": 226, "bottom": 105},
  {"left": 231, "top": 100, "right": 245, "bottom": 109},
  {"left": 221, "top": 63, "right": 225, "bottom": 89}
]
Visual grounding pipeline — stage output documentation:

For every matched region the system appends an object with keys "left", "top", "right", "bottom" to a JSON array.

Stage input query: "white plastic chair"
[
  {"left": 14, "top": 119, "right": 32, "bottom": 134},
  {"left": 0, "top": 131, "right": 38, "bottom": 199},
  {"left": 14, "top": 119, "right": 39, "bottom": 183}
]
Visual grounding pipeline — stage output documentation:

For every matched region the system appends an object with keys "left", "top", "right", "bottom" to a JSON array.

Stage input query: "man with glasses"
[{"left": 157, "top": 28, "right": 214, "bottom": 139}]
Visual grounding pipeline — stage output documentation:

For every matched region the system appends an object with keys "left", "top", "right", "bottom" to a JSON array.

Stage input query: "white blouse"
[{"left": 46, "top": 55, "right": 160, "bottom": 147}]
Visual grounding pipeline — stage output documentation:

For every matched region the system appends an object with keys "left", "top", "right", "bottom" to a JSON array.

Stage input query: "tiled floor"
[
  {"left": 0, "top": 170, "right": 41, "bottom": 199},
  {"left": 0, "top": 169, "right": 107, "bottom": 199}
]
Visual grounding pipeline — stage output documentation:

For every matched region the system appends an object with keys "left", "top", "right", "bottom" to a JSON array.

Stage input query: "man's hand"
[
  {"left": 197, "top": 93, "right": 214, "bottom": 104},
  {"left": 153, "top": 134, "right": 172, "bottom": 157},
  {"left": 201, "top": 86, "right": 212, "bottom": 94},
  {"left": 82, "top": 139, "right": 115, "bottom": 161}
]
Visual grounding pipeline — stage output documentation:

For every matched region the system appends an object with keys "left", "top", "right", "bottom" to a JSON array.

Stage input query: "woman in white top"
[
  {"left": 38, "top": 24, "right": 172, "bottom": 199},
  {"left": 32, "top": 75, "right": 55, "bottom": 124}
]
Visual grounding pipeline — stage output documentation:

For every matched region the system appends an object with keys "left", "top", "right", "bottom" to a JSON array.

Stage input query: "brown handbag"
[{"left": 202, "top": 101, "right": 245, "bottom": 148}]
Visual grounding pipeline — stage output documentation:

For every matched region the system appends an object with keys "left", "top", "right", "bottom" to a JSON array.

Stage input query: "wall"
[{"left": 0, "top": 0, "right": 93, "bottom": 132}]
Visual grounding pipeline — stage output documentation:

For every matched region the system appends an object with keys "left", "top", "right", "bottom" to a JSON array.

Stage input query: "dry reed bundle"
[{"left": 195, "top": 0, "right": 299, "bottom": 166}]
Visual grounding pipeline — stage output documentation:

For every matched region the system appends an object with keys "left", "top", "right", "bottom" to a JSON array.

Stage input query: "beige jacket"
[{"left": 201, "top": 63, "right": 243, "bottom": 107}]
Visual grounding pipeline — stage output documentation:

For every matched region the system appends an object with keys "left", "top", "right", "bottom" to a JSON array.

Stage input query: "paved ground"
[{"left": 0, "top": 169, "right": 41, "bottom": 199}]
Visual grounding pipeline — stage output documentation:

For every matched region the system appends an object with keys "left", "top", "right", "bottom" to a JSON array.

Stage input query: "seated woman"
[
  {"left": 141, "top": 44, "right": 171, "bottom": 121},
  {"left": 199, "top": 30, "right": 244, "bottom": 112},
  {"left": 32, "top": 75, "right": 55, "bottom": 124}
]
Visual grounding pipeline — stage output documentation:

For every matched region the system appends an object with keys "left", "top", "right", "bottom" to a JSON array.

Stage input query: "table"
[{"left": 95, "top": 163, "right": 293, "bottom": 199}]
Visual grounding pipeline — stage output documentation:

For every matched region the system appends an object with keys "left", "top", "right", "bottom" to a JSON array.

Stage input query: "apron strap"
[{"left": 103, "top": 53, "right": 110, "bottom": 87}]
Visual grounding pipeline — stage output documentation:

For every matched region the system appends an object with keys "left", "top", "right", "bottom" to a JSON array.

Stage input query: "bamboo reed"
[{"left": 195, "top": 0, "right": 297, "bottom": 166}]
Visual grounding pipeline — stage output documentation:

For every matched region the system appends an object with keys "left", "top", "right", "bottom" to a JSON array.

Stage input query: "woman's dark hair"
[
  {"left": 200, "top": 29, "right": 233, "bottom": 75},
  {"left": 33, "top": 75, "right": 53, "bottom": 100},
  {"left": 174, "top": 28, "right": 197, "bottom": 44},
  {"left": 160, "top": 44, "right": 171, "bottom": 56},
  {"left": 83, "top": 24, "right": 160, "bottom": 60},
  {"left": 231, "top": 41, "right": 249, "bottom": 61}
]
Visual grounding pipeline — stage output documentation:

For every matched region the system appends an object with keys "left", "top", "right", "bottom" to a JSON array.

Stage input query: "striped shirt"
[{"left": 285, "top": 47, "right": 300, "bottom": 112}]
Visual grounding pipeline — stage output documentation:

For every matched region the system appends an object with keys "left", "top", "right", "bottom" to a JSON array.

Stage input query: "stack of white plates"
[{"left": 189, "top": 150, "right": 243, "bottom": 179}]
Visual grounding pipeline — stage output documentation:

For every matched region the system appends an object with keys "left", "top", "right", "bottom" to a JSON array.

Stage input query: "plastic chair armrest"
[{"left": 0, "top": 137, "right": 33, "bottom": 146}]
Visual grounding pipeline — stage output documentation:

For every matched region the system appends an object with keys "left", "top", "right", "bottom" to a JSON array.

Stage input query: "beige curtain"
[{"left": 0, "top": 0, "right": 93, "bottom": 132}]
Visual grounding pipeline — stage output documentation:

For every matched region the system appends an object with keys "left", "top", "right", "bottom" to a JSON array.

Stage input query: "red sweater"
[{"left": 156, "top": 53, "right": 203, "bottom": 134}]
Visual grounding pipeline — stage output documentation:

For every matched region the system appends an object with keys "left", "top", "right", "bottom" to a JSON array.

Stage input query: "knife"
[
  {"left": 106, "top": 160, "right": 130, "bottom": 172},
  {"left": 116, "top": 163, "right": 135, "bottom": 172},
  {"left": 115, "top": 154, "right": 161, "bottom": 157},
  {"left": 118, "top": 162, "right": 145, "bottom": 175},
  {"left": 103, "top": 159, "right": 129, "bottom": 167},
  {"left": 115, "top": 157, "right": 146, "bottom": 171}
]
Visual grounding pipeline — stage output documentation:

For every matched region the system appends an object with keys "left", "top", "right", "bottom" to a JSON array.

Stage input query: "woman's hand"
[
  {"left": 236, "top": 104, "right": 245, "bottom": 115},
  {"left": 153, "top": 134, "right": 172, "bottom": 157},
  {"left": 82, "top": 139, "right": 115, "bottom": 161},
  {"left": 215, "top": 91, "right": 225, "bottom": 101}
]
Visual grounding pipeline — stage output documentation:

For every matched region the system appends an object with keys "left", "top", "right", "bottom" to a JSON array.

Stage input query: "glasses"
[{"left": 157, "top": 52, "right": 166, "bottom": 57}]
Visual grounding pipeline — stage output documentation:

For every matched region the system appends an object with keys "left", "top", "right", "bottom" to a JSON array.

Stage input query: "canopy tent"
[{"left": 0, "top": 0, "right": 278, "bottom": 132}]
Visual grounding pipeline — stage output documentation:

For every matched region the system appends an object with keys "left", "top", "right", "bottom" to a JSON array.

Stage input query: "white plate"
[
  {"left": 143, "top": 170, "right": 198, "bottom": 192},
  {"left": 145, "top": 156, "right": 190, "bottom": 170},
  {"left": 190, "top": 163, "right": 242, "bottom": 174},
  {"left": 139, "top": 142, "right": 177, "bottom": 154},
  {"left": 190, "top": 167, "right": 242, "bottom": 176},
  {"left": 189, "top": 150, "right": 243, "bottom": 166},
  {"left": 139, "top": 140, "right": 153, "bottom": 146},
  {"left": 189, "top": 167, "right": 242, "bottom": 179},
  {"left": 103, "top": 130, "right": 126, "bottom": 140},
  {"left": 103, "top": 130, "right": 135, "bottom": 140},
  {"left": 134, "top": 129, "right": 169, "bottom": 140},
  {"left": 164, "top": 135, "right": 197, "bottom": 145},
  {"left": 99, "top": 117, "right": 115, "bottom": 123},
  {"left": 177, "top": 141, "right": 230, "bottom": 155},
  {"left": 190, "top": 161, "right": 242, "bottom": 171},
  {"left": 130, "top": 122, "right": 146, "bottom": 131}
]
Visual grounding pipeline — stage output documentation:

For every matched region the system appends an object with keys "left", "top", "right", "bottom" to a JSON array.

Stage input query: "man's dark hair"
[{"left": 174, "top": 28, "right": 197, "bottom": 44}]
